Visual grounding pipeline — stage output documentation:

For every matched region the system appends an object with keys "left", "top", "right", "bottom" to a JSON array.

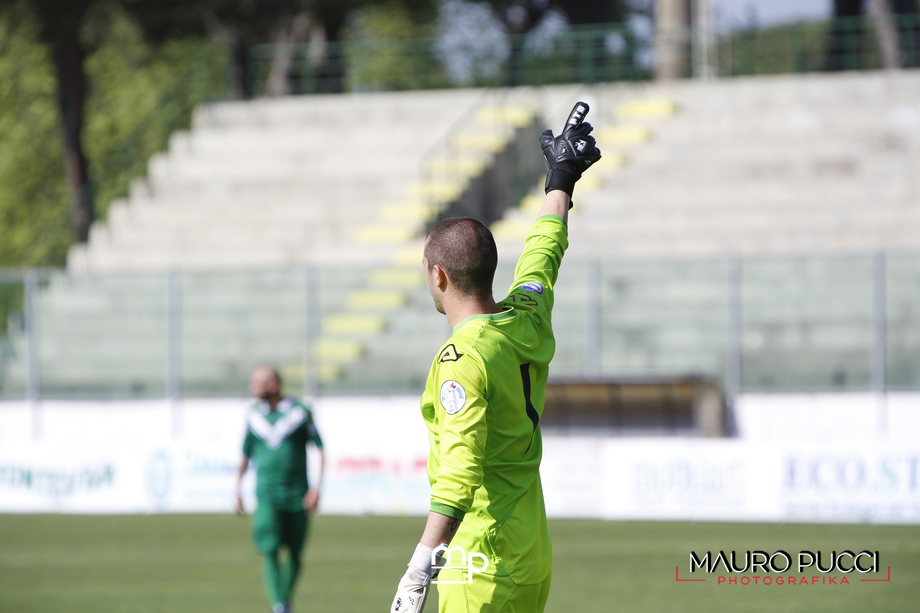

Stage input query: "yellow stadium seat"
[
  {"left": 594, "top": 151, "right": 628, "bottom": 170},
  {"left": 323, "top": 314, "right": 387, "bottom": 335},
  {"left": 347, "top": 290, "right": 408, "bottom": 310},
  {"left": 475, "top": 105, "right": 535, "bottom": 127},
  {"left": 369, "top": 269, "right": 424, "bottom": 287},
  {"left": 451, "top": 132, "right": 507, "bottom": 152},
  {"left": 406, "top": 180, "right": 465, "bottom": 202},
  {"left": 394, "top": 246, "right": 424, "bottom": 267},
  {"left": 316, "top": 364, "right": 343, "bottom": 382},
  {"left": 491, "top": 219, "right": 533, "bottom": 241},
  {"left": 599, "top": 125, "right": 652, "bottom": 145},
  {"left": 380, "top": 203, "right": 436, "bottom": 222},
  {"left": 355, "top": 225, "right": 418, "bottom": 244},
  {"left": 425, "top": 156, "right": 486, "bottom": 177},
  {"left": 519, "top": 194, "right": 544, "bottom": 213},
  {"left": 312, "top": 340, "right": 364, "bottom": 362},
  {"left": 615, "top": 99, "right": 678, "bottom": 120},
  {"left": 281, "top": 362, "right": 342, "bottom": 383},
  {"left": 577, "top": 174, "right": 603, "bottom": 191}
]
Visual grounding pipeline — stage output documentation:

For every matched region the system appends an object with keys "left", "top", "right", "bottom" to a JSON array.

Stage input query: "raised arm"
[
  {"left": 540, "top": 190, "right": 571, "bottom": 221},
  {"left": 503, "top": 102, "right": 601, "bottom": 298}
]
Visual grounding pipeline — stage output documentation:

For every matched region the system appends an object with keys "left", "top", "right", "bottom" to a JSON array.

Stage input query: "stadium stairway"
[
  {"left": 5, "top": 87, "right": 584, "bottom": 394},
  {"left": 324, "top": 94, "right": 555, "bottom": 388}
]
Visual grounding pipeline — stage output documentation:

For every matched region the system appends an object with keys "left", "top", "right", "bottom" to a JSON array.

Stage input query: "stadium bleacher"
[
  {"left": 3, "top": 71, "right": 920, "bottom": 398},
  {"left": 566, "top": 71, "right": 920, "bottom": 260}
]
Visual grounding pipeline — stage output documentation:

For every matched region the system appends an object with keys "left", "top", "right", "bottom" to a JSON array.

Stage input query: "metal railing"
[
  {"left": 245, "top": 15, "right": 920, "bottom": 96},
  {"left": 247, "top": 23, "right": 646, "bottom": 96},
  {"left": 723, "top": 14, "right": 920, "bottom": 76},
  {"left": 1, "top": 253, "right": 918, "bottom": 401}
]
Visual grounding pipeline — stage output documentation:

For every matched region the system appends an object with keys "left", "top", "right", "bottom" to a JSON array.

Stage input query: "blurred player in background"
[
  {"left": 389, "top": 103, "right": 601, "bottom": 613},
  {"left": 236, "top": 365, "right": 325, "bottom": 613}
]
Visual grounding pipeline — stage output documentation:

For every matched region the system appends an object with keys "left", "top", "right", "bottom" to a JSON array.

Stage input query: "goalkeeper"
[{"left": 390, "top": 103, "right": 601, "bottom": 613}]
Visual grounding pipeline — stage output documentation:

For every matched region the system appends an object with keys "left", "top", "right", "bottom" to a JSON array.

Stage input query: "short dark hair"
[{"left": 424, "top": 217, "right": 498, "bottom": 299}]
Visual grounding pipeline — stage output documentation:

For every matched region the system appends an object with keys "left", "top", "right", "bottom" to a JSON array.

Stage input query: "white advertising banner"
[
  {"left": 0, "top": 440, "right": 246, "bottom": 514},
  {"left": 593, "top": 440, "right": 920, "bottom": 524},
  {"left": 309, "top": 396, "right": 430, "bottom": 516},
  {"left": 779, "top": 443, "right": 920, "bottom": 523},
  {"left": 0, "top": 394, "right": 918, "bottom": 523},
  {"left": 599, "top": 440, "right": 783, "bottom": 522},
  {"left": 0, "top": 397, "right": 431, "bottom": 516}
]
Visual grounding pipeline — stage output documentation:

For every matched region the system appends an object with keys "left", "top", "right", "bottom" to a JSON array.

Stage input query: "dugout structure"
[{"left": 543, "top": 376, "right": 725, "bottom": 437}]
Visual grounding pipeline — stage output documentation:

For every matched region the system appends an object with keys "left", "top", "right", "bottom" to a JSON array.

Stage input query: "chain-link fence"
[{"left": 1, "top": 253, "right": 918, "bottom": 401}]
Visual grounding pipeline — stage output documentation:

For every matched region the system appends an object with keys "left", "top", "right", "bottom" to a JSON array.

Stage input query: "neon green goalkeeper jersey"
[
  {"left": 242, "top": 398, "right": 323, "bottom": 512},
  {"left": 421, "top": 214, "right": 567, "bottom": 585}
]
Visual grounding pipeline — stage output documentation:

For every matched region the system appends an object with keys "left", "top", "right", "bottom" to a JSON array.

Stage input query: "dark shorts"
[{"left": 251, "top": 502, "right": 309, "bottom": 554}]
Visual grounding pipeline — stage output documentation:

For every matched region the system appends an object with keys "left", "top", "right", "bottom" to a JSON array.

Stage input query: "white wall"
[{"left": 1, "top": 393, "right": 918, "bottom": 522}]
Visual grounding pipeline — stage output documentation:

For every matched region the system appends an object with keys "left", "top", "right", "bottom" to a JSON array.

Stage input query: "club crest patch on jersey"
[
  {"left": 440, "top": 380, "right": 467, "bottom": 415},
  {"left": 519, "top": 281, "right": 544, "bottom": 295},
  {"left": 438, "top": 344, "right": 464, "bottom": 363}
]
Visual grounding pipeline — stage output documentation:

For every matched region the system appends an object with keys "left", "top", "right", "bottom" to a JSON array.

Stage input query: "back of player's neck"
[{"left": 446, "top": 296, "right": 500, "bottom": 329}]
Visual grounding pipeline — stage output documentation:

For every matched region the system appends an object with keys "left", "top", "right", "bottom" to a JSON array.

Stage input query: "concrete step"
[{"left": 193, "top": 89, "right": 484, "bottom": 131}]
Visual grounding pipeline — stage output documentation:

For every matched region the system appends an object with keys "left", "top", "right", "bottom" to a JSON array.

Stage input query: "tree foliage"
[
  {"left": 0, "top": 5, "right": 209, "bottom": 267},
  {"left": 0, "top": 13, "right": 70, "bottom": 266},
  {"left": 0, "top": 0, "right": 642, "bottom": 268}
]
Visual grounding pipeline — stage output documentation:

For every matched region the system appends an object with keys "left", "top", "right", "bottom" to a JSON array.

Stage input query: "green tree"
[
  {"left": 0, "top": 0, "right": 97, "bottom": 244},
  {"left": 343, "top": 1, "right": 439, "bottom": 91},
  {"left": 435, "top": 1, "right": 632, "bottom": 86},
  {"left": 120, "top": 0, "right": 422, "bottom": 95},
  {"left": 0, "top": 5, "right": 214, "bottom": 267},
  {"left": 121, "top": 0, "right": 310, "bottom": 97},
  {"left": 0, "top": 12, "right": 70, "bottom": 266}
]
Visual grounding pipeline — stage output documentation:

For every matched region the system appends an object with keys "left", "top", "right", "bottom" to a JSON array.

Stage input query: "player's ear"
[{"left": 432, "top": 264, "right": 449, "bottom": 291}]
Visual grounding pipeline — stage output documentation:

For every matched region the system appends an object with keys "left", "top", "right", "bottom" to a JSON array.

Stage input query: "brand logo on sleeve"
[
  {"left": 438, "top": 344, "right": 464, "bottom": 363},
  {"left": 519, "top": 281, "right": 544, "bottom": 295},
  {"left": 439, "top": 380, "right": 467, "bottom": 415}
]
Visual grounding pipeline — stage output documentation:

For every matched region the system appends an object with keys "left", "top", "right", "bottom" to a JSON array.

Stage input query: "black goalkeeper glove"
[{"left": 540, "top": 101, "right": 602, "bottom": 202}]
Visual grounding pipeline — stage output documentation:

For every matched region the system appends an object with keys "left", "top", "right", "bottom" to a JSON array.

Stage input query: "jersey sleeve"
[
  {"left": 428, "top": 350, "right": 489, "bottom": 520},
  {"left": 242, "top": 425, "right": 256, "bottom": 457},
  {"left": 503, "top": 215, "right": 568, "bottom": 316},
  {"left": 305, "top": 409, "right": 323, "bottom": 448}
]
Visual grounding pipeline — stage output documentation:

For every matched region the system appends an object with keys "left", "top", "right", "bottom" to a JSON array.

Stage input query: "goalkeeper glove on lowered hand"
[
  {"left": 540, "top": 101, "right": 602, "bottom": 202},
  {"left": 390, "top": 543, "right": 447, "bottom": 613}
]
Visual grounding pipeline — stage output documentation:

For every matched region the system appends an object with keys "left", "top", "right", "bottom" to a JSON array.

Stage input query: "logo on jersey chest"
[
  {"left": 440, "top": 380, "right": 467, "bottom": 415},
  {"left": 248, "top": 405, "right": 306, "bottom": 449}
]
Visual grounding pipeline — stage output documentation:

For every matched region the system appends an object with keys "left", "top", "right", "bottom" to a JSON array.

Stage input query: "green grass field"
[{"left": 0, "top": 514, "right": 917, "bottom": 613}]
